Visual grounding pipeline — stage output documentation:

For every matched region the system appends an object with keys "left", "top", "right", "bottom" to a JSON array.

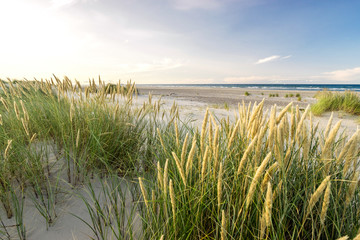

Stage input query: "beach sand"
[{"left": 137, "top": 86, "right": 359, "bottom": 135}]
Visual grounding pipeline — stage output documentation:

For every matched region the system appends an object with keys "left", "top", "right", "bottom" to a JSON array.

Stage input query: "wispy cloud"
[
  {"left": 118, "top": 58, "right": 184, "bottom": 73},
  {"left": 317, "top": 66, "right": 360, "bottom": 82},
  {"left": 255, "top": 55, "right": 291, "bottom": 64}
]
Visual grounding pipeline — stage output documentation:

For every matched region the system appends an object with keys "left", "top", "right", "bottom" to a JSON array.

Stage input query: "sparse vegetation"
[{"left": 245, "top": 91, "right": 250, "bottom": 96}]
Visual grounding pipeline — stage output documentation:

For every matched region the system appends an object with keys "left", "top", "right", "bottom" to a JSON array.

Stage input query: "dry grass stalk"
[
  {"left": 0, "top": 97, "right": 9, "bottom": 112},
  {"left": 337, "top": 130, "right": 359, "bottom": 163},
  {"left": 290, "top": 107, "right": 296, "bottom": 140},
  {"left": 139, "top": 177, "right": 149, "bottom": 210},
  {"left": 237, "top": 134, "right": 259, "bottom": 175},
  {"left": 200, "top": 108, "right": 209, "bottom": 155},
  {"left": 261, "top": 162, "right": 278, "bottom": 192},
  {"left": 217, "top": 163, "right": 223, "bottom": 210},
  {"left": 336, "top": 236, "right": 349, "bottom": 240},
  {"left": 353, "top": 231, "right": 360, "bottom": 240},
  {"left": 264, "top": 182, "right": 273, "bottom": 227},
  {"left": 345, "top": 171, "right": 359, "bottom": 208},
  {"left": 157, "top": 128, "right": 167, "bottom": 152},
  {"left": 174, "top": 119, "right": 180, "bottom": 147},
  {"left": 320, "top": 182, "right": 331, "bottom": 225},
  {"left": 172, "top": 152, "right": 186, "bottom": 187},
  {"left": 163, "top": 159, "right": 169, "bottom": 197},
  {"left": 186, "top": 135, "right": 197, "bottom": 178},
  {"left": 181, "top": 133, "right": 189, "bottom": 166},
  {"left": 157, "top": 161, "right": 163, "bottom": 191},
  {"left": 13, "top": 101, "right": 20, "bottom": 120},
  {"left": 169, "top": 179, "right": 176, "bottom": 228},
  {"left": 295, "top": 105, "right": 310, "bottom": 141},
  {"left": 306, "top": 176, "right": 331, "bottom": 217},
  {"left": 221, "top": 210, "right": 226, "bottom": 240},
  {"left": 201, "top": 146, "right": 209, "bottom": 182},
  {"left": 4, "top": 139, "right": 12, "bottom": 159},
  {"left": 322, "top": 120, "right": 342, "bottom": 159},
  {"left": 343, "top": 141, "right": 357, "bottom": 176},
  {"left": 324, "top": 112, "right": 334, "bottom": 140},
  {"left": 276, "top": 102, "right": 292, "bottom": 124},
  {"left": 245, "top": 152, "right": 272, "bottom": 209},
  {"left": 227, "top": 119, "right": 240, "bottom": 151}
]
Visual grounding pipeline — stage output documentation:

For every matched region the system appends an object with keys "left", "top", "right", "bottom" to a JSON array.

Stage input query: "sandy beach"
[{"left": 137, "top": 86, "right": 360, "bottom": 134}]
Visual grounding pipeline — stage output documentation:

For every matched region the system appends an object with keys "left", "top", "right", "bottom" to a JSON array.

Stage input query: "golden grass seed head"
[
  {"left": 172, "top": 152, "right": 186, "bottom": 187},
  {"left": 322, "top": 120, "right": 342, "bottom": 159},
  {"left": 13, "top": 101, "right": 20, "bottom": 120},
  {"left": 264, "top": 182, "right": 273, "bottom": 227},
  {"left": 237, "top": 134, "right": 259, "bottom": 175},
  {"left": 4, "top": 139, "right": 13, "bottom": 159},
  {"left": 217, "top": 162, "right": 223, "bottom": 209},
  {"left": 353, "top": 231, "right": 360, "bottom": 240},
  {"left": 157, "top": 161, "right": 163, "bottom": 190},
  {"left": 261, "top": 162, "right": 278, "bottom": 193},
  {"left": 0, "top": 97, "right": 9, "bottom": 112},
  {"left": 276, "top": 102, "right": 293, "bottom": 124},
  {"left": 30, "top": 133, "right": 37, "bottom": 143},
  {"left": 245, "top": 152, "right": 272, "bottom": 209},
  {"left": 320, "top": 182, "right": 331, "bottom": 225},
  {"left": 345, "top": 171, "right": 359, "bottom": 208},
  {"left": 324, "top": 112, "right": 334, "bottom": 139},
  {"left": 201, "top": 146, "right": 209, "bottom": 182},
  {"left": 21, "top": 118, "right": 30, "bottom": 137},
  {"left": 163, "top": 159, "right": 169, "bottom": 197},
  {"left": 157, "top": 128, "right": 167, "bottom": 153},
  {"left": 174, "top": 119, "right": 180, "bottom": 147},
  {"left": 139, "top": 177, "right": 149, "bottom": 210},
  {"left": 181, "top": 133, "right": 189, "bottom": 166},
  {"left": 306, "top": 176, "right": 331, "bottom": 217},
  {"left": 227, "top": 119, "right": 240, "bottom": 151},
  {"left": 221, "top": 210, "right": 226, "bottom": 240},
  {"left": 186, "top": 134, "right": 197, "bottom": 178},
  {"left": 336, "top": 236, "right": 349, "bottom": 240},
  {"left": 337, "top": 130, "right": 359, "bottom": 162},
  {"left": 169, "top": 179, "right": 176, "bottom": 226}
]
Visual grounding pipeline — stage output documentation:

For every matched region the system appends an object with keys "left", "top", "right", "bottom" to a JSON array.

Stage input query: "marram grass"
[{"left": 0, "top": 78, "right": 359, "bottom": 239}]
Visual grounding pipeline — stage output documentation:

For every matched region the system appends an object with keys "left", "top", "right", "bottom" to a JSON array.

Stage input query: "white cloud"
[
  {"left": 255, "top": 55, "right": 291, "bottom": 64},
  {"left": 171, "top": 0, "right": 222, "bottom": 10},
  {"left": 320, "top": 67, "right": 360, "bottom": 82},
  {"left": 118, "top": 58, "right": 184, "bottom": 73}
]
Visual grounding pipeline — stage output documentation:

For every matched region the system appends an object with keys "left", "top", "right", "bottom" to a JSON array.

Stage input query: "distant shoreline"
[{"left": 137, "top": 83, "right": 360, "bottom": 92}]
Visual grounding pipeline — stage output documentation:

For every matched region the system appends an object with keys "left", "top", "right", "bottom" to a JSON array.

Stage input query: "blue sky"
[{"left": 1, "top": 0, "right": 360, "bottom": 84}]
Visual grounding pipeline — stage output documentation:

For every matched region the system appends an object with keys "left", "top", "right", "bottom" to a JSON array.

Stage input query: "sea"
[{"left": 139, "top": 84, "right": 360, "bottom": 92}]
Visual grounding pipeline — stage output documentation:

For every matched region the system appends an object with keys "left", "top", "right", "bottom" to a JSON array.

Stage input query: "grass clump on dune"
[
  {"left": 140, "top": 101, "right": 360, "bottom": 239},
  {"left": 311, "top": 90, "right": 360, "bottom": 115}
]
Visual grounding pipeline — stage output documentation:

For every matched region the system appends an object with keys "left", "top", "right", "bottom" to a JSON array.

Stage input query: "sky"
[{"left": 0, "top": 0, "right": 360, "bottom": 84}]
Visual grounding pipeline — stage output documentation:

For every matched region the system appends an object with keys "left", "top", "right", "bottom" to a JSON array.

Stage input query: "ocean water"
[{"left": 140, "top": 84, "right": 360, "bottom": 92}]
